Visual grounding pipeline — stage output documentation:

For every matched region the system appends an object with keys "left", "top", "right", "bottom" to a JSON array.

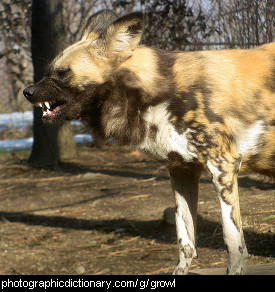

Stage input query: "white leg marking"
[
  {"left": 219, "top": 198, "right": 248, "bottom": 274},
  {"left": 207, "top": 159, "right": 248, "bottom": 275},
  {"left": 170, "top": 169, "right": 200, "bottom": 275},
  {"left": 173, "top": 190, "right": 196, "bottom": 275}
]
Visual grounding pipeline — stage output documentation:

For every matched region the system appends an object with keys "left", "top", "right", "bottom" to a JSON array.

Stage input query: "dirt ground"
[{"left": 0, "top": 143, "right": 274, "bottom": 275}]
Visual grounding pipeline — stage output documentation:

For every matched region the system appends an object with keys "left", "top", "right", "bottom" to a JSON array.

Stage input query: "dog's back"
[{"left": 170, "top": 43, "right": 275, "bottom": 176}]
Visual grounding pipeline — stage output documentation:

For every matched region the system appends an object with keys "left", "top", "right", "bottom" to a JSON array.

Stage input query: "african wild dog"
[{"left": 23, "top": 10, "right": 275, "bottom": 275}]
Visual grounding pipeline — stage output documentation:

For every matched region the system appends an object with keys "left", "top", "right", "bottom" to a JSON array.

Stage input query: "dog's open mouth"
[{"left": 35, "top": 101, "right": 64, "bottom": 118}]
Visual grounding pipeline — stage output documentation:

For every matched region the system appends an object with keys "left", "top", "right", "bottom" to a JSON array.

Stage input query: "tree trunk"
[{"left": 28, "top": 0, "right": 76, "bottom": 167}]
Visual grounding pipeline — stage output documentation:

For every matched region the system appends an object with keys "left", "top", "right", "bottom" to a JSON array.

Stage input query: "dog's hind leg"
[
  {"left": 169, "top": 166, "right": 201, "bottom": 275},
  {"left": 207, "top": 155, "right": 248, "bottom": 275}
]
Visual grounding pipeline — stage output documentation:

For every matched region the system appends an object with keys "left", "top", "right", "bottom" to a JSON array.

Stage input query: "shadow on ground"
[{"left": 1, "top": 209, "right": 273, "bottom": 259}]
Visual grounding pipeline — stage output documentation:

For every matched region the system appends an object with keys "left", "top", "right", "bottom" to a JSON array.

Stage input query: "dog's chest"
[{"left": 138, "top": 103, "right": 199, "bottom": 163}]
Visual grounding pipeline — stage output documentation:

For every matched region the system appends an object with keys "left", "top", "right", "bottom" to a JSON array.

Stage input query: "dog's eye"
[{"left": 56, "top": 66, "right": 71, "bottom": 78}]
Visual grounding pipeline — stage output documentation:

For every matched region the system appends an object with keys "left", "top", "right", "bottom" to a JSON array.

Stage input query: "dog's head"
[{"left": 23, "top": 10, "right": 143, "bottom": 123}]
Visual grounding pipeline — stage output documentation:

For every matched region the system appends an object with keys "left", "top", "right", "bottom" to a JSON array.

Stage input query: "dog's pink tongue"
[
  {"left": 52, "top": 106, "right": 61, "bottom": 115},
  {"left": 46, "top": 106, "right": 61, "bottom": 117}
]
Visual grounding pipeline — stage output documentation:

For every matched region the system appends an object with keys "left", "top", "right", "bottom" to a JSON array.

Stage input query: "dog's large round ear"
[
  {"left": 81, "top": 10, "right": 118, "bottom": 41},
  {"left": 91, "top": 12, "right": 144, "bottom": 64}
]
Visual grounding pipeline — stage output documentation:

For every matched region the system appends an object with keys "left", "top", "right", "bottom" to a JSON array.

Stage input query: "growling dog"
[{"left": 23, "top": 10, "right": 275, "bottom": 275}]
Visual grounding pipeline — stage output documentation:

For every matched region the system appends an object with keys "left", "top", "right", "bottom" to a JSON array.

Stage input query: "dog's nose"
[{"left": 23, "top": 85, "right": 36, "bottom": 99}]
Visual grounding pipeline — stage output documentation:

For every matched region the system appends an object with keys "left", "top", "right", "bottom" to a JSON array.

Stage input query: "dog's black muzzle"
[{"left": 23, "top": 85, "right": 37, "bottom": 104}]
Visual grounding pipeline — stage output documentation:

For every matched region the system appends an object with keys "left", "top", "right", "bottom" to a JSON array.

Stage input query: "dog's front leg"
[
  {"left": 207, "top": 157, "right": 248, "bottom": 275},
  {"left": 169, "top": 166, "right": 201, "bottom": 275}
]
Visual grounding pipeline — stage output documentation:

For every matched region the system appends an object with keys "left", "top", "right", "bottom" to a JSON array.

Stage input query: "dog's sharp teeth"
[
  {"left": 44, "top": 102, "right": 50, "bottom": 109},
  {"left": 39, "top": 103, "right": 43, "bottom": 108}
]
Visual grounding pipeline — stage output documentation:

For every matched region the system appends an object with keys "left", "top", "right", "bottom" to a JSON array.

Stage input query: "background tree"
[
  {"left": 214, "top": 0, "right": 274, "bottom": 48},
  {"left": 112, "top": 0, "right": 214, "bottom": 51},
  {"left": 28, "top": 0, "right": 76, "bottom": 167},
  {"left": 112, "top": 0, "right": 274, "bottom": 49},
  {"left": 0, "top": 0, "right": 32, "bottom": 111}
]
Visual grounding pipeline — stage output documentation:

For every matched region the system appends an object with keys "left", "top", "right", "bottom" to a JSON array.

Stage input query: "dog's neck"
[{"left": 85, "top": 46, "right": 177, "bottom": 145}]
